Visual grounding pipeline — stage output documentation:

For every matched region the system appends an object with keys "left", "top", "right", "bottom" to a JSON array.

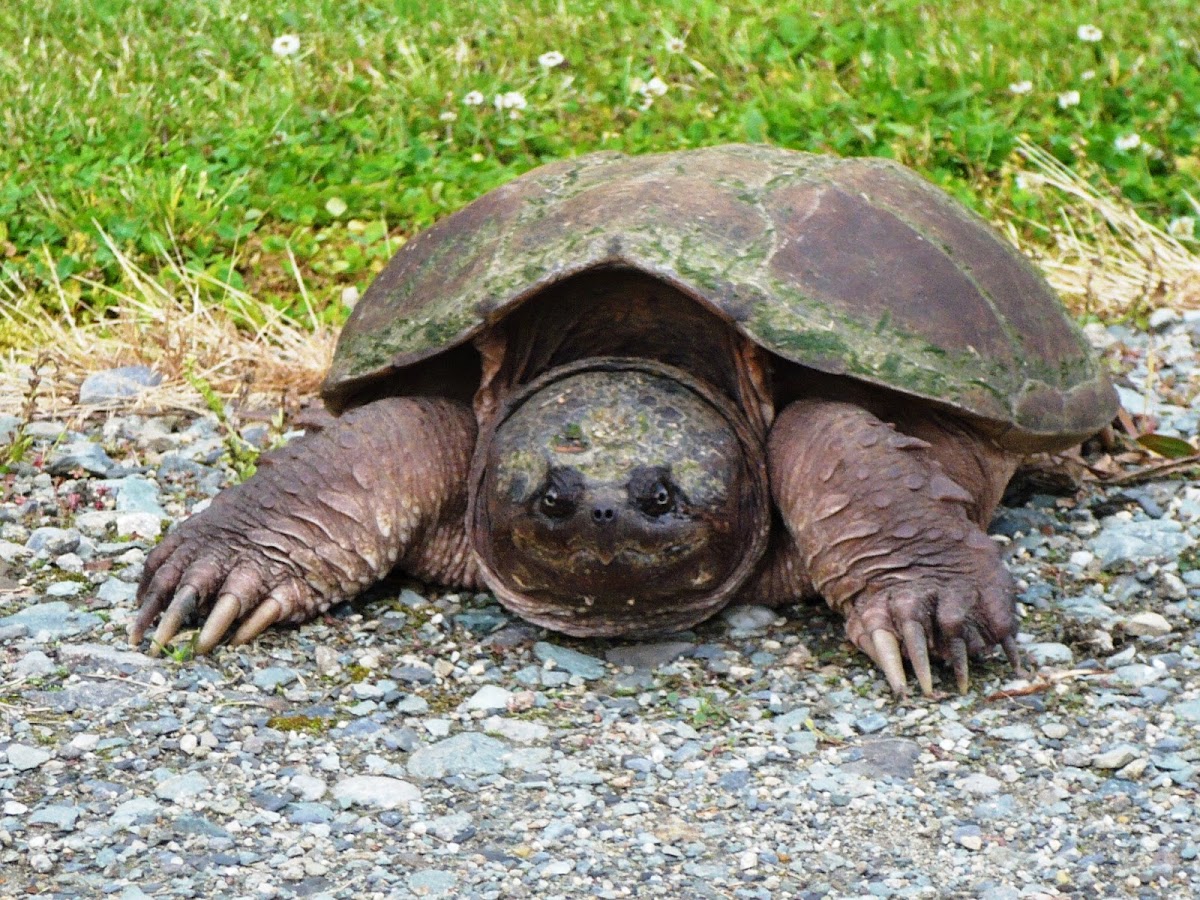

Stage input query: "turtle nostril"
[{"left": 591, "top": 506, "right": 616, "bottom": 523}]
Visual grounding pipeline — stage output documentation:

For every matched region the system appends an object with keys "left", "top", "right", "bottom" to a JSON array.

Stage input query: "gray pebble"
[
  {"left": 46, "top": 441, "right": 114, "bottom": 477},
  {"left": 957, "top": 773, "right": 1003, "bottom": 796},
  {"left": 78, "top": 366, "right": 162, "bottom": 403},
  {"left": 253, "top": 667, "right": 298, "bottom": 691},
  {"left": 28, "top": 804, "right": 79, "bottom": 831},
  {"left": 1093, "top": 745, "right": 1140, "bottom": 769},
  {"left": 720, "top": 604, "right": 777, "bottom": 636},
  {"left": 1093, "top": 517, "right": 1193, "bottom": 570},
  {"left": 14, "top": 650, "right": 56, "bottom": 679},
  {"left": 154, "top": 772, "right": 210, "bottom": 802},
  {"left": 407, "top": 869, "right": 458, "bottom": 896},
  {"left": 25, "top": 527, "right": 80, "bottom": 555},
  {"left": 605, "top": 641, "right": 696, "bottom": 669},
  {"left": 0, "top": 601, "right": 101, "bottom": 640},
  {"left": 7, "top": 744, "right": 52, "bottom": 770},
  {"left": 462, "top": 685, "right": 513, "bottom": 711},
  {"left": 1026, "top": 642, "right": 1074, "bottom": 666},
  {"left": 533, "top": 642, "right": 606, "bottom": 680},
  {"left": 407, "top": 732, "right": 510, "bottom": 779},
  {"left": 114, "top": 476, "right": 166, "bottom": 517},
  {"left": 97, "top": 577, "right": 139, "bottom": 605},
  {"left": 332, "top": 775, "right": 420, "bottom": 809}
]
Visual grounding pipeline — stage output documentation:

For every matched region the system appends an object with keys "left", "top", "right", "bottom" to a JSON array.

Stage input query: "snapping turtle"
[{"left": 131, "top": 144, "right": 1116, "bottom": 694}]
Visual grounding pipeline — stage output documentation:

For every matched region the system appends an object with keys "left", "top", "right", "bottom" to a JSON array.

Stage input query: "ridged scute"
[{"left": 324, "top": 144, "right": 1116, "bottom": 451}]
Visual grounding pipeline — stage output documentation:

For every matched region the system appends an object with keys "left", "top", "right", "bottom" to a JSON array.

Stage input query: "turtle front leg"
[
  {"left": 768, "top": 399, "right": 1022, "bottom": 695},
  {"left": 131, "top": 397, "right": 477, "bottom": 654}
]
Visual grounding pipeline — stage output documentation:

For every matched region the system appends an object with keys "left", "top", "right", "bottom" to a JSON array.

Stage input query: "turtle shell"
[{"left": 323, "top": 144, "right": 1115, "bottom": 451}]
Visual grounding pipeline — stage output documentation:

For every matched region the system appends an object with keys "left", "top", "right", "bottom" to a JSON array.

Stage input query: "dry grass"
[
  {"left": 3, "top": 146, "right": 1198, "bottom": 422},
  {"left": 1004, "top": 139, "right": 1200, "bottom": 320},
  {"left": 0, "top": 231, "right": 335, "bottom": 418}
]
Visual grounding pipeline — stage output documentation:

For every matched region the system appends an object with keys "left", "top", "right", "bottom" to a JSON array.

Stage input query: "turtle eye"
[
  {"left": 535, "top": 467, "right": 582, "bottom": 520},
  {"left": 629, "top": 467, "right": 677, "bottom": 518}
]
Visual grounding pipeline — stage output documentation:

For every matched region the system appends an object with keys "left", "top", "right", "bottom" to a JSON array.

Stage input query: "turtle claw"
[
  {"left": 232, "top": 598, "right": 283, "bottom": 646},
  {"left": 150, "top": 585, "right": 199, "bottom": 655},
  {"left": 1001, "top": 635, "right": 1024, "bottom": 675},
  {"left": 196, "top": 595, "right": 242, "bottom": 654},
  {"left": 901, "top": 621, "right": 934, "bottom": 696},
  {"left": 948, "top": 637, "right": 970, "bottom": 694},
  {"left": 870, "top": 629, "right": 908, "bottom": 695}
]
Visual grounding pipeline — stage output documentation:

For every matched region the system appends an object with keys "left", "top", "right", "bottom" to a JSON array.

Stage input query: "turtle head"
[{"left": 472, "top": 361, "right": 770, "bottom": 636}]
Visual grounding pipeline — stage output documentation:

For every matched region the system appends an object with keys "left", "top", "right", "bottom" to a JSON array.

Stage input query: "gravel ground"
[{"left": 1, "top": 312, "right": 1198, "bottom": 899}]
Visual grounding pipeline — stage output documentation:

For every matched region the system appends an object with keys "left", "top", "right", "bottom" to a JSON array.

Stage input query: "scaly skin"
[
  {"left": 764, "top": 399, "right": 1022, "bottom": 694},
  {"left": 130, "top": 397, "right": 477, "bottom": 653}
]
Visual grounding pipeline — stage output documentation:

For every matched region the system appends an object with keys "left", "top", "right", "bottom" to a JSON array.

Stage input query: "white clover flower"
[
  {"left": 664, "top": 36, "right": 686, "bottom": 54},
  {"left": 1058, "top": 90, "right": 1081, "bottom": 108},
  {"left": 1114, "top": 133, "right": 1141, "bottom": 151},
  {"left": 538, "top": 50, "right": 565, "bottom": 68},
  {"left": 1081, "top": 70, "right": 1096, "bottom": 81},
  {"left": 1168, "top": 216, "right": 1195, "bottom": 240},
  {"left": 439, "top": 110, "right": 458, "bottom": 122},
  {"left": 1077, "top": 24, "right": 1103, "bottom": 42},
  {"left": 462, "top": 90, "right": 485, "bottom": 106},
  {"left": 272, "top": 34, "right": 300, "bottom": 57},
  {"left": 494, "top": 91, "right": 527, "bottom": 111},
  {"left": 1008, "top": 80, "right": 1033, "bottom": 95},
  {"left": 644, "top": 76, "right": 668, "bottom": 96}
]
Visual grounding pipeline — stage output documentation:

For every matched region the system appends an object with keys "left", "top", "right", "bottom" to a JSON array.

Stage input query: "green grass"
[{"left": 1, "top": 0, "right": 1197, "bottom": 333}]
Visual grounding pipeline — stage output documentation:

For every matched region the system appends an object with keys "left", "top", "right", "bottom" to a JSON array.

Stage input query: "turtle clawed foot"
[
  {"left": 845, "top": 572, "right": 1021, "bottom": 697},
  {"left": 130, "top": 528, "right": 312, "bottom": 655}
]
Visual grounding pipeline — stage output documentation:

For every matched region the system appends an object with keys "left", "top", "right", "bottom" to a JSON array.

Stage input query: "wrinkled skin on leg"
[
  {"left": 763, "top": 399, "right": 1023, "bottom": 695},
  {"left": 131, "top": 397, "right": 477, "bottom": 653}
]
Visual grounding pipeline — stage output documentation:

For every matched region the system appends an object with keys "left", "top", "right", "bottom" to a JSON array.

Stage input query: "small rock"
[
  {"left": 533, "top": 642, "right": 606, "bottom": 680},
  {"left": 1174, "top": 700, "right": 1200, "bottom": 722},
  {"left": 1026, "top": 643, "right": 1074, "bottom": 666},
  {"left": 605, "top": 641, "right": 696, "bottom": 670},
  {"left": 97, "top": 577, "right": 139, "bottom": 605},
  {"left": 482, "top": 716, "right": 550, "bottom": 744},
  {"left": 115, "top": 476, "right": 166, "bottom": 517},
  {"left": 956, "top": 828, "right": 983, "bottom": 851},
  {"left": 721, "top": 604, "right": 777, "bottom": 636},
  {"left": 854, "top": 713, "right": 888, "bottom": 734},
  {"left": 46, "top": 441, "right": 114, "bottom": 477},
  {"left": 1042, "top": 723, "right": 1070, "bottom": 740},
  {"left": 45, "top": 580, "right": 84, "bottom": 598},
  {"left": 7, "top": 744, "right": 52, "bottom": 771},
  {"left": 957, "top": 773, "right": 1003, "bottom": 796},
  {"left": 462, "top": 685, "right": 513, "bottom": 711},
  {"left": 407, "top": 869, "right": 458, "bottom": 897},
  {"left": 114, "top": 512, "right": 162, "bottom": 538},
  {"left": 407, "top": 732, "right": 509, "bottom": 779},
  {"left": 1092, "top": 745, "right": 1140, "bottom": 769},
  {"left": 26, "top": 527, "right": 80, "bottom": 555},
  {"left": 1123, "top": 611, "right": 1172, "bottom": 637},
  {"left": 78, "top": 366, "right": 162, "bottom": 404},
  {"left": 1110, "top": 664, "right": 1163, "bottom": 688},
  {"left": 0, "top": 601, "right": 101, "bottom": 641},
  {"left": 989, "top": 724, "right": 1035, "bottom": 741},
  {"left": 1093, "top": 518, "right": 1192, "bottom": 570},
  {"left": 14, "top": 650, "right": 56, "bottom": 679},
  {"left": 332, "top": 776, "right": 420, "bottom": 809},
  {"left": 253, "top": 667, "right": 298, "bottom": 691},
  {"left": 29, "top": 804, "right": 79, "bottom": 831},
  {"left": 288, "top": 774, "right": 327, "bottom": 801},
  {"left": 58, "top": 643, "right": 161, "bottom": 668},
  {"left": 1147, "top": 308, "right": 1181, "bottom": 331},
  {"left": 154, "top": 772, "right": 210, "bottom": 803}
]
